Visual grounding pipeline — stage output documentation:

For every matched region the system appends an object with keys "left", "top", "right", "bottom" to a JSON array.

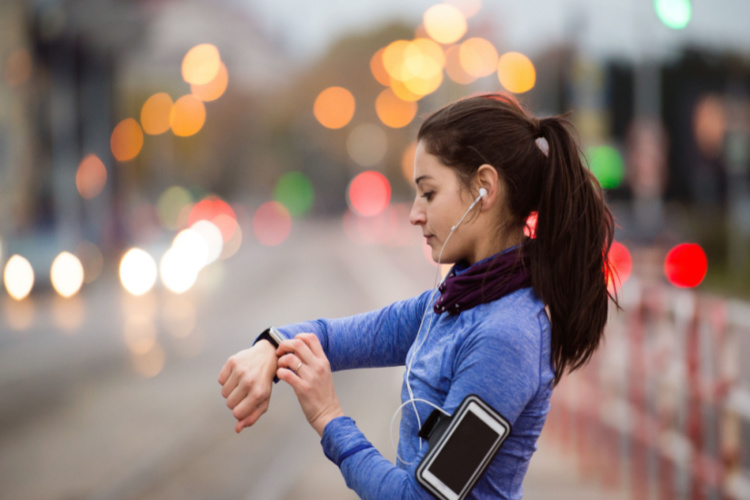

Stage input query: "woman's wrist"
[{"left": 312, "top": 408, "right": 346, "bottom": 437}]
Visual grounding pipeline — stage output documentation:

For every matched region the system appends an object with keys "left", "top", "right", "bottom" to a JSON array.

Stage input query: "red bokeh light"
[
  {"left": 606, "top": 240, "right": 632, "bottom": 292},
  {"left": 524, "top": 212, "right": 537, "bottom": 239},
  {"left": 188, "top": 196, "right": 238, "bottom": 242},
  {"left": 253, "top": 202, "right": 291, "bottom": 246},
  {"left": 348, "top": 171, "right": 391, "bottom": 217},
  {"left": 664, "top": 243, "right": 708, "bottom": 288}
]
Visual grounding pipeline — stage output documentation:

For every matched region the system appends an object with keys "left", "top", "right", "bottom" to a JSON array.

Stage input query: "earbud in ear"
[{"left": 478, "top": 187, "right": 488, "bottom": 198}]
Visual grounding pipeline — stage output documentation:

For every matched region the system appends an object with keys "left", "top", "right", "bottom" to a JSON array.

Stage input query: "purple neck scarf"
[{"left": 434, "top": 246, "right": 531, "bottom": 315}]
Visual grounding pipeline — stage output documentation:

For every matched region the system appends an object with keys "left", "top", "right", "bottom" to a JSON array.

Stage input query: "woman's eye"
[{"left": 421, "top": 191, "right": 434, "bottom": 201}]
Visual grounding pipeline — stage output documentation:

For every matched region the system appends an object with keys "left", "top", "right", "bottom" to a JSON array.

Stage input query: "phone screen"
[{"left": 426, "top": 411, "right": 500, "bottom": 494}]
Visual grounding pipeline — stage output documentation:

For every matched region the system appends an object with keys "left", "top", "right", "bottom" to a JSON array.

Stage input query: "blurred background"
[{"left": 1, "top": 0, "right": 750, "bottom": 499}]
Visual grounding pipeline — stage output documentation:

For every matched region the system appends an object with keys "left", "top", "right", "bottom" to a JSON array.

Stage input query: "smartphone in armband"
[{"left": 415, "top": 394, "right": 511, "bottom": 500}]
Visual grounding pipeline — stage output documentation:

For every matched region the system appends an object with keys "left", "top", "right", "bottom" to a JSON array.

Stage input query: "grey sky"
[{"left": 234, "top": 0, "right": 750, "bottom": 62}]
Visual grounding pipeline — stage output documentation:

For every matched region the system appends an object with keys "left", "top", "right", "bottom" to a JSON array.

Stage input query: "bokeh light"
[
  {"left": 50, "top": 251, "right": 84, "bottom": 298},
  {"left": 253, "top": 201, "right": 292, "bottom": 246},
  {"left": 131, "top": 342, "right": 166, "bottom": 378},
  {"left": 402, "top": 141, "right": 418, "bottom": 183},
  {"left": 348, "top": 171, "right": 392, "bottom": 217},
  {"left": 4, "top": 255, "right": 34, "bottom": 300},
  {"left": 52, "top": 295, "right": 85, "bottom": 333},
  {"left": 191, "top": 61, "right": 229, "bottom": 102},
  {"left": 4, "top": 48, "right": 33, "bottom": 87},
  {"left": 158, "top": 186, "right": 194, "bottom": 230},
  {"left": 220, "top": 220, "right": 243, "bottom": 259},
  {"left": 665, "top": 243, "right": 707, "bottom": 288},
  {"left": 75, "top": 240, "right": 103, "bottom": 284},
  {"left": 170, "top": 95, "right": 206, "bottom": 137},
  {"left": 383, "top": 39, "right": 445, "bottom": 99},
  {"left": 445, "top": 45, "right": 477, "bottom": 85},
  {"left": 111, "top": 118, "right": 144, "bottom": 162},
  {"left": 274, "top": 171, "right": 315, "bottom": 217},
  {"left": 347, "top": 123, "right": 388, "bottom": 167},
  {"left": 524, "top": 212, "right": 538, "bottom": 239},
  {"left": 423, "top": 4, "right": 467, "bottom": 44},
  {"left": 3, "top": 296, "right": 34, "bottom": 330},
  {"left": 376, "top": 88, "right": 418, "bottom": 128},
  {"left": 119, "top": 248, "right": 157, "bottom": 296},
  {"left": 124, "top": 315, "right": 157, "bottom": 355},
  {"left": 191, "top": 220, "right": 224, "bottom": 265},
  {"left": 370, "top": 48, "right": 391, "bottom": 86},
  {"left": 607, "top": 241, "right": 632, "bottom": 292},
  {"left": 693, "top": 95, "right": 726, "bottom": 159},
  {"left": 313, "top": 87, "right": 356, "bottom": 129},
  {"left": 586, "top": 145, "right": 625, "bottom": 189},
  {"left": 459, "top": 38, "right": 499, "bottom": 78},
  {"left": 188, "top": 196, "right": 237, "bottom": 242},
  {"left": 76, "top": 154, "right": 108, "bottom": 199},
  {"left": 655, "top": 0, "right": 692, "bottom": 29},
  {"left": 445, "top": 0, "right": 482, "bottom": 18},
  {"left": 140, "top": 92, "right": 174, "bottom": 135},
  {"left": 182, "top": 43, "right": 221, "bottom": 85},
  {"left": 497, "top": 52, "right": 536, "bottom": 94},
  {"left": 160, "top": 246, "right": 200, "bottom": 294}
]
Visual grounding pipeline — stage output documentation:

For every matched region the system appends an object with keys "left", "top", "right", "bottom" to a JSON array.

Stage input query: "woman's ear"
[{"left": 475, "top": 164, "right": 501, "bottom": 211}]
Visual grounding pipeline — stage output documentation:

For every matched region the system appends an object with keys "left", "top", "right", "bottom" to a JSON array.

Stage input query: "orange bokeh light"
[
  {"left": 460, "top": 38, "right": 499, "bottom": 78},
  {"left": 76, "top": 154, "right": 107, "bottom": 199},
  {"left": 348, "top": 171, "right": 391, "bottom": 217},
  {"left": 182, "top": 43, "right": 221, "bottom": 85},
  {"left": 402, "top": 141, "right": 417, "bottom": 183},
  {"left": 370, "top": 48, "right": 390, "bottom": 87},
  {"left": 423, "top": 4, "right": 467, "bottom": 45},
  {"left": 141, "top": 92, "right": 174, "bottom": 136},
  {"left": 497, "top": 52, "right": 536, "bottom": 94},
  {"left": 253, "top": 202, "right": 292, "bottom": 246},
  {"left": 375, "top": 89, "right": 418, "bottom": 129},
  {"left": 170, "top": 95, "right": 206, "bottom": 137},
  {"left": 445, "top": 45, "right": 477, "bottom": 85},
  {"left": 313, "top": 86, "right": 356, "bottom": 129},
  {"left": 191, "top": 61, "right": 229, "bottom": 102},
  {"left": 111, "top": 118, "right": 144, "bottom": 162}
]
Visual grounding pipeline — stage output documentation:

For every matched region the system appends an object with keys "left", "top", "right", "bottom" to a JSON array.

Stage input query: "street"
[{"left": 0, "top": 219, "right": 624, "bottom": 500}]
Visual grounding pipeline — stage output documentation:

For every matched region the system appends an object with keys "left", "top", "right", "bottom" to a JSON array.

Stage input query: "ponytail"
[
  {"left": 418, "top": 94, "right": 617, "bottom": 385},
  {"left": 531, "top": 116, "right": 616, "bottom": 385}
]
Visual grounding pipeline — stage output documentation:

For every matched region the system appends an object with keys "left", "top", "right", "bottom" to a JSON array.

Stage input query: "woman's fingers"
[
  {"left": 277, "top": 353, "right": 302, "bottom": 373},
  {"left": 276, "top": 336, "right": 315, "bottom": 365},
  {"left": 296, "top": 333, "right": 325, "bottom": 358}
]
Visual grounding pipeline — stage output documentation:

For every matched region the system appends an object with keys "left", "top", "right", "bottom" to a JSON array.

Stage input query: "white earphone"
[
  {"left": 450, "top": 187, "right": 488, "bottom": 232},
  {"left": 392, "top": 185, "right": 489, "bottom": 465}
]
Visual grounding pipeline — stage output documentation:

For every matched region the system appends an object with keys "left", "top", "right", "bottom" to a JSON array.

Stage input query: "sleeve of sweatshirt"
[
  {"left": 272, "top": 289, "right": 434, "bottom": 371},
  {"left": 315, "top": 316, "right": 546, "bottom": 499}
]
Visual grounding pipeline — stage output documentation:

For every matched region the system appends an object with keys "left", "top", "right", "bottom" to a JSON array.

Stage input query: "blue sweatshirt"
[{"left": 276, "top": 259, "right": 554, "bottom": 499}]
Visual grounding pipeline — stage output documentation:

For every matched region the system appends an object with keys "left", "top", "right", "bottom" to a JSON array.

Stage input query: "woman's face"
[{"left": 409, "top": 141, "right": 482, "bottom": 265}]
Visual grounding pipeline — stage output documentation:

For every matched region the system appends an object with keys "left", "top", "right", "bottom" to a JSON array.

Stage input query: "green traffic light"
[{"left": 654, "top": 0, "right": 691, "bottom": 30}]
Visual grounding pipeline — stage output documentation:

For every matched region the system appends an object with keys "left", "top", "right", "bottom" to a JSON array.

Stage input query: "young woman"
[{"left": 218, "top": 93, "right": 617, "bottom": 499}]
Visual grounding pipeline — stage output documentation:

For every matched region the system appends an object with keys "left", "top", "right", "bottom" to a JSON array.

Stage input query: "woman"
[{"left": 218, "top": 93, "right": 617, "bottom": 499}]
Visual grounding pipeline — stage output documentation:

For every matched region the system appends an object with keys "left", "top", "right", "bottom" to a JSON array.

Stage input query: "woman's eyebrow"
[{"left": 414, "top": 175, "right": 433, "bottom": 185}]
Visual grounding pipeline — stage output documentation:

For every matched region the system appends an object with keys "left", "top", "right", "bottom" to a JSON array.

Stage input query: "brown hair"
[{"left": 417, "top": 93, "right": 618, "bottom": 385}]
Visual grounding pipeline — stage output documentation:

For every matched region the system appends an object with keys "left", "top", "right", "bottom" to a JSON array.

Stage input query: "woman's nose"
[{"left": 409, "top": 201, "right": 425, "bottom": 226}]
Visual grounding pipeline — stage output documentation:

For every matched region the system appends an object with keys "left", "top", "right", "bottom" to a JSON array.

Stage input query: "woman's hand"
[
  {"left": 218, "top": 340, "right": 278, "bottom": 433},
  {"left": 276, "top": 333, "right": 344, "bottom": 437}
]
